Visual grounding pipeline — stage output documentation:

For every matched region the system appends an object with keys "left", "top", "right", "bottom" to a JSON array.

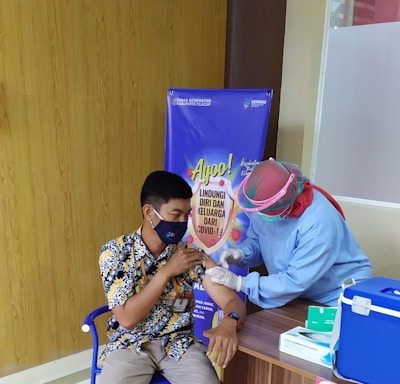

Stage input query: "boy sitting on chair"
[{"left": 98, "top": 170, "right": 246, "bottom": 384}]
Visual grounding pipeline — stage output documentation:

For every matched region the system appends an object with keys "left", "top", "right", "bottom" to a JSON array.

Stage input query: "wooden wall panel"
[
  {"left": 225, "top": 0, "right": 286, "bottom": 160},
  {"left": 0, "top": 0, "right": 227, "bottom": 375}
]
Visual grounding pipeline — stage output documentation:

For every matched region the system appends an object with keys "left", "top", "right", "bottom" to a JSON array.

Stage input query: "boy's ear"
[{"left": 142, "top": 204, "right": 153, "bottom": 219}]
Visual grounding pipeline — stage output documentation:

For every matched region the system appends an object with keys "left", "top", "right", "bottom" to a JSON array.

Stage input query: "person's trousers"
[{"left": 97, "top": 341, "right": 220, "bottom": 384}]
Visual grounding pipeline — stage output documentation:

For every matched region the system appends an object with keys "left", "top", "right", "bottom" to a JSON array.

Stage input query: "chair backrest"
[{"left": 82, "top": 305, "right": 170, "bottom": 384}]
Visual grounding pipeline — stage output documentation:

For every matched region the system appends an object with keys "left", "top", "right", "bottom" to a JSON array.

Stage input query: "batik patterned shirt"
[{"left": 98, "top": 227, "right": 207, "bottom": 361}]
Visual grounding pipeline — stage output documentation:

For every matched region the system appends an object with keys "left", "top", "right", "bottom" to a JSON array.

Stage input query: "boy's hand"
[
  {"left": 206, "top": 320, "right": 238, "bottom": 368},
  {"left": 164, "top": 248, "right": 204, "bottom": 277}
]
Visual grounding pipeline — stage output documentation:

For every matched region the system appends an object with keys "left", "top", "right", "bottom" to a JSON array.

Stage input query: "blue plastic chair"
[{"left": 82, "top": 305, "right": 170, "bottom": 384}]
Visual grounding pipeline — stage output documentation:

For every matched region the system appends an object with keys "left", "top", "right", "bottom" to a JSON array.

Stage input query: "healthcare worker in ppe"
[{"left": 206, "top": 159, "right": 372, "bottom": 308}]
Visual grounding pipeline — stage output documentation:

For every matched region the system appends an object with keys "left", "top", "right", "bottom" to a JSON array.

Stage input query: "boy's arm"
[{"left": 202, "top": 257, "right": 247, "bottom": 368}]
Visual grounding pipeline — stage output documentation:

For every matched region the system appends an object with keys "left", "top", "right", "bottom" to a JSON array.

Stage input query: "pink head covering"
[{"left": 237, "top": 158, "right": 304, "bottom": 213}]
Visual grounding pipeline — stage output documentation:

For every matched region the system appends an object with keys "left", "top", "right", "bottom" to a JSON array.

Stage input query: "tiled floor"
[{"left": 43, "top": 368, "right": 91, "bottom": 384}]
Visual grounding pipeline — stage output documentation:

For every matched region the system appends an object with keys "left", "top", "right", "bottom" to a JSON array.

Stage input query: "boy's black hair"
[{"left": 140, "top": 170, "right": 193, "bottom": 208}]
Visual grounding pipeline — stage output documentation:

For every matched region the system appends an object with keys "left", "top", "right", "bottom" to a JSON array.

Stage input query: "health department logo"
[
  {"left": 171, "top": 97, "right": 212, "bottom": 107},
  {"left": 243, "top": 98, "right": 251, "bottom": 109},
  {"left": 243, "top": 98, "right": 267, "bottom": 109}
]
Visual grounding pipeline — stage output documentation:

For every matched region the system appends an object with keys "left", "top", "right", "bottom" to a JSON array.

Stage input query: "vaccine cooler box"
[{"left": 336, "top": 276, "right": 400, "bottom": 384}]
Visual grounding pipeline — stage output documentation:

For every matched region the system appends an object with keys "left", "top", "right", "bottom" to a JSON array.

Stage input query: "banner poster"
[{"left": 165, "top": 88, "right": 272, "bottom": 344}]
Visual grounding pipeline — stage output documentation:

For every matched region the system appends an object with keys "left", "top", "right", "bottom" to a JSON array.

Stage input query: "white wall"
[
  {"left": 278, "top": 0, "right": 400, "bottom": 279},
  {"left": 277, "top": 0, "right": 326, "bottom": 169}
]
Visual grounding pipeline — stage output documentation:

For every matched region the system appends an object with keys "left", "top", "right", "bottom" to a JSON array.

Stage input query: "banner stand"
[{"left": 165, "top": 88, "right": 273, "bottom": 345}]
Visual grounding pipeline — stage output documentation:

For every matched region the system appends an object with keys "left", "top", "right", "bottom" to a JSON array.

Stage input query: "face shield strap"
[{"left": 237, "top": 172, "right": 295, "bottom": 212}]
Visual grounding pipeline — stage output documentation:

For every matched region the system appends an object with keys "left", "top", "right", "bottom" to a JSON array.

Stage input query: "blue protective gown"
[{"left": 237, "top": 190, "right": 372, "bottom": 308}]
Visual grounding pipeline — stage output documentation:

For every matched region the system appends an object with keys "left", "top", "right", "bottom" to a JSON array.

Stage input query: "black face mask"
[{"left": 153, "top": 209, "right": 188, "bottom": 244}]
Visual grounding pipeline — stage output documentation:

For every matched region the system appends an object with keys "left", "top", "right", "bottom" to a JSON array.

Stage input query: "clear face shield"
[
  {"left": 250, "top": 205, "right": 293, "bottom": 223},
  {"left": 237, "top": 172, "right": 295, "bottom": 213},
  {"left": 237, "top": 160, "right": 304, "bottom": 222}
]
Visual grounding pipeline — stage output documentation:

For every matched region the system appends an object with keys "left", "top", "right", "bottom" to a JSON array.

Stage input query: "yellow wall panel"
[{"left": 0, "top": 0, "right": 226, "bottom": 375}]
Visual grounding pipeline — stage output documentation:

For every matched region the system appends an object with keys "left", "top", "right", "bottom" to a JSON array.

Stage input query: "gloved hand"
[
  {"left": 206, "top": 266, "right": 243, "bottom": 292},
  {"left": 219, "top": 248, "right": 244, "bottom": 269}
]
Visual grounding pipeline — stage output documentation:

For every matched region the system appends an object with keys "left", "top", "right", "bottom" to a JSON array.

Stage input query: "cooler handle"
[
  {"left": 342, "top": 295, "right": 400, "bottom": 318},
  {"left": 381, "top": 287, "right": 400, "bottom": 296}
]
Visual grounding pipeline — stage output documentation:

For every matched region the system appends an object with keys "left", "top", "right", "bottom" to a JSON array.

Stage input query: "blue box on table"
[{"left": 337, "top": 276, "right": 400, "bottom": 384}]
